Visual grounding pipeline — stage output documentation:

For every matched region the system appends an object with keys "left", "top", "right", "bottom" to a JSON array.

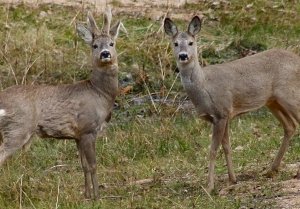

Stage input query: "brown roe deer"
[
  {"left": 164, "top": 16, "right": 300, "bottom": 193},
  {"left": 0, "top": 8, "right": 122, "bottom": 199}
]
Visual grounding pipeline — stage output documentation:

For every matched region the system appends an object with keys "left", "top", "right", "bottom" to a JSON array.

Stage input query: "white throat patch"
[{"left": 0, "top": 109, "right": 6, "bottom": 117}]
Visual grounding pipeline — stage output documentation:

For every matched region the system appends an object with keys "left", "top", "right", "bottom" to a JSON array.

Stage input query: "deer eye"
[
  {"left": 189, "top": 42, "right": 193, "bottom": 46},
  {"left": 174, "top": 42, "right": 178, "bottom": 47},
  {"left": 92, "top": 44, "right": 98, "bottom": 49},
  {"left": 109, "top": 42, "right": 114, "bottom": 47}
]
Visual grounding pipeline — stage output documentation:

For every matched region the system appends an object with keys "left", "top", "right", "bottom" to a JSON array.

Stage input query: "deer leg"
[
  {"left": 221, "top": 120, "right": 237, "bottom": 184},
  {"left": 207, "top": 118, "right": 227, "bottom": 193},
  {"left": 0, "top": 132, "right": 3, "bottom": 144},
  {"left": 266, "top": 104, "right": 296, "bottom": 177},
  {"left": 76, "top": 140, "right": 92, "bottom": 199},
  {"left": 270, "top": 123, "right": 295, "bottom": 172},
  {"left": 295, "top": 167, "right": 300, "bottom": 179},
  {"left": 79, "top": 134, "right": 99, "bottom": 200},
  {"left": 89, "top": 137, "right": 99, "bottom": 200},
  {"left": 0, "top": 132, "right": 31, "bottom": 167},
  {"left": 0, "top": 145, "right": 13, "bottom": 167},
  {"left": 270, "top": 121, "right": 295, "bottom": 174},
  {"left": 22, "top": 138, "right": 33, "bottom": 152}
]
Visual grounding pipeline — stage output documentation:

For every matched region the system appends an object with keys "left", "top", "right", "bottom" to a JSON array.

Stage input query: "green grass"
[
  {"left": 0, "top": 1, "right": 300, "bottom": 208},
  {"left": 1, "top": 113, "right": 297, "bottom": 208}
]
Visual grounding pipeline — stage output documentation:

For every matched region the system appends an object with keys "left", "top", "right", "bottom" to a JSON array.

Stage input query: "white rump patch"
[{"left": 0, "top": 109, "right": 6, "bottom": 117}]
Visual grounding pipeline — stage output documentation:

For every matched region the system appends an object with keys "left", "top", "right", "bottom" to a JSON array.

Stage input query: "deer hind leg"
[
  {"left": 296, "top": 167, "right": 300, "bottom": 179},
  {"left": 22, "top": 137, "right": 33, "bottom": 152},
  {"left": 0, "top": 132, "right": 3, "bottom": 144},
  {"left": 0, "top": 130, "right": 32, "bottom": 167},
  {"left": 266, "top": 101, "right": 298, "bottom": 177},
  {"left": 221, "top": 120, "right": 237, "bottom": 184}
]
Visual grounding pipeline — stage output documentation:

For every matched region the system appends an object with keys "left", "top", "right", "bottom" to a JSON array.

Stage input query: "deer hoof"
[
  {"left": 229, "top": 179, "right": 237, "bottom": 185},
  {"left": 293, "top": 172, "right": 300, "bottom": 179},
  {"left": 264, "top": 169, "right": 278, "bottom": 178},
  {"left": 93, "top": 193, "right": 100, "bottom": 200},
  {"left": 84, "top": 192, "right": 92, "bottom": 200}
]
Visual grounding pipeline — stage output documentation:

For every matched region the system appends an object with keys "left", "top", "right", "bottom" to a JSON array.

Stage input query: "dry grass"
[{"left": 0, "top": 1, "right": 300, "bottom": 208}]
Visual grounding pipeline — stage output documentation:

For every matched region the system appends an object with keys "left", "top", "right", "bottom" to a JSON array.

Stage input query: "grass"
[
  {"left": 0, "top": 1, "right": 300, "bottom": 208},
  {"left": 1, "top": 113, "right": 296, "bottom": 208}
]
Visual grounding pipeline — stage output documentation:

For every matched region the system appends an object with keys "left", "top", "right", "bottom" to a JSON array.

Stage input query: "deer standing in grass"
[
  {"left": 0, "top": 8, "right": 121, "bottom": 199},
  {"left": 164, "top": 16, "right": 300, "bottom": 193}
]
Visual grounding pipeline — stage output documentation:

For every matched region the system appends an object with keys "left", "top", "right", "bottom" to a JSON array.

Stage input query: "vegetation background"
[{"left": 0, "top": 0, "right": 300, "bottom": 208}]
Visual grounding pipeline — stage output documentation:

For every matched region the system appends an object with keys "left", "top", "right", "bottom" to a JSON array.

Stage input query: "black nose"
[
  {"left": 179, "top": 53, "right": 188, "bottom": 61},
  {"left": 100, "top": 51, "right": 111, "bottom": 59}
]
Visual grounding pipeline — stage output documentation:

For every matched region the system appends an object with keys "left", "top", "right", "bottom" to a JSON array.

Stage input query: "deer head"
[
  {"left": 164, "top": 16, "right": 202, "bottom": 66},
  {"left": 77, "top": 8, "right": 121, "bottom": 67}
]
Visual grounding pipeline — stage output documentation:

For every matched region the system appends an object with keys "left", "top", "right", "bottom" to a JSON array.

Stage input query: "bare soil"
[
  {"left": 219, "top": 163, "right": 300, "bottom": 209},
  {"left": 0, "top": 0, "right": 201, "bottom": 20},
  {"left": 277, "top": 179, "right": 300, "bottom": 209}
]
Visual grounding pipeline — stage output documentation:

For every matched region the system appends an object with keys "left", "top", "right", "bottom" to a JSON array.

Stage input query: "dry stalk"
[
  {"left": 100, "top": 195, "right": 123, "bottom": 199},
  {"left": 4, "top": 5, "right": 11, "bottom": 54},
  {"left": 140, "top": 69, "right": 158, "bottom": 114},
  {"left": 138, "top": 24, "right": 154, "bottom": 48},
  {"left": 22, "top": 55, "right": 41, "bottom": 85},
  {"left": 161, "top": 196, "right": 185, "bottom": 209},
  {"left": 22, "top": 190, "right": 37, "bottom": 209},
  {"left": 19, "top": 174, "right": 23, "bottom": 209},
  {"left": 159, "top": 55, "right": 165, "bottom": 82},
  {"left": 163, "top": 73, "right": 179, "bottom": 104},
  {"left": 0, "top": 49, "right": 18, "bottom": 85},
  {"left": 30, "top": 69, "right": 45, "bottom": 85},
  {"left": 69, "top": 11, "right": 80, "bottom": 26},
  {"left": 16, "top": 174, "right": 37, "bottom": 209},
  {"left": 200, "top": 184, "right": 216, "bottom": 204},
  {"left": 129, "top": 178, "right": 153, "bottom": 185},
  {"left": 119, "top": 22, "right": 128, "bottom": 36},
  {"left": 55, "top": 178, "right": 60, "bottom": 209},
  {"left": 171, "top": 96, "right": 188, "bottom": 117},
  {"left": 157, "top": 12, "right": 169, "bottom": 34},
  {"left": 44, "top": 164, "right": 69, "bottom": 173}
]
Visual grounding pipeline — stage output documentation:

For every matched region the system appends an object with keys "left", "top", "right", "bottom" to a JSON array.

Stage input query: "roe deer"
[
  {"left": 164, "top": 16, "right": 300, "bottom": 193},
  {"left": 0, "top": 8, "right": 122, "bottom": 199}
]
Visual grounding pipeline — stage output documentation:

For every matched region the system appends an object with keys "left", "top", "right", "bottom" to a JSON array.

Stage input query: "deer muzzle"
[
  {"left": 178, "top": 52, "right": 189, "bottom": 63},
  {"left": 100, "top": 50, "right": 112, "bottom": 62}
]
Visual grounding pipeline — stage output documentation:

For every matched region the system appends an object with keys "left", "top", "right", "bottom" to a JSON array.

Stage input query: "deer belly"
[
  {"left": 36, "top": 119, "right": 78, "bottom": 139},
  {"left": 232, "top": 99, "right": 266, "bottom": 117}
]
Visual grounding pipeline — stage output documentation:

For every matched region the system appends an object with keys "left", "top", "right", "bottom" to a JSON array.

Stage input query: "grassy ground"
[{"left": 0, "top": 1, "right": 300, "bottom": 208}]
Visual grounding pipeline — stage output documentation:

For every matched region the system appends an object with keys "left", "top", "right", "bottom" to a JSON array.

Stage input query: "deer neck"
[
  {"left": 90, "top": 64, "right": 119, "bottom": 102},
  {"left": 178, "top": 58, "right": 205, "bottom": 88},
  {"left": 178, "top": 58, "right": 214, "bottom": 116}
]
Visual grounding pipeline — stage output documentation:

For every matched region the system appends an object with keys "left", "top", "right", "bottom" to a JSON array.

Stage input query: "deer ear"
[
  {"left": 164, "top": 18, "right": 178, "bottom": 37},
  {"left": 187, "top": 16, "right": 201, "bottom": 36},
  {"left": 77, "top": 23, "right": 93, "bottom": 44},
  {"left": 110, "top": 21, "right": 121, "bottom": 40}
]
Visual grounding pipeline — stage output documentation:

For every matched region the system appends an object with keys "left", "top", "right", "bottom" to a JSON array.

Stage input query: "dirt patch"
[
  {"left": 219, "top": 164, "right": 300, "bottom": 209},
  {"left": 0, "top": 0, "right": 195, "bottom": 7},
  {"left": 275, "top": 179, "right": 300, "bottom": 209},
  {"left": 0, "top": 0, "right": 201, "bottom": 20},
  {"left": 220, "top": 179, "right": 300, "bottom": 209}
]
